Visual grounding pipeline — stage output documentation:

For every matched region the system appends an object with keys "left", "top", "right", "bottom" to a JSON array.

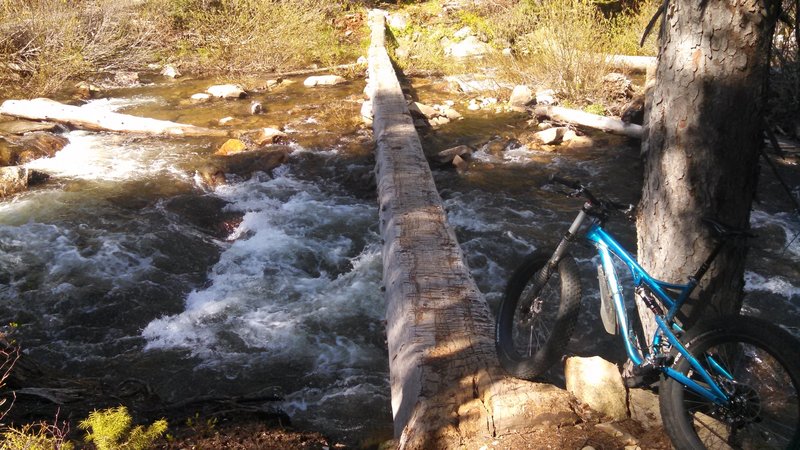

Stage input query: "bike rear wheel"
[
  {"left": 660, "top": 316, "right": 800, "bottom": 449},
  {"left": 495, "top": 250, "right": 582, "bottom": 379}
]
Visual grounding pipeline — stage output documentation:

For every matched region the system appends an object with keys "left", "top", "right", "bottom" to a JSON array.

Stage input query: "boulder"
[
  {"left": 2, "top": 132, "right": 70, "bottom": 165},
  {"left": 535, "top": 89, "right": 557, "bottom": 106},
  {"left": 74, "top": 81, "right": 101, "bottom": 100},
  {"left": 303, "top": 75, "right": 347, "bottom": 87},
  {"left": 246, "top": 127, "right": 289, "bottom": 146},
  {"left": 361, "top": 100, "right": 373, "bottom": 126},
  {"left": 0, "top": 166, "right": 30, "bottom": 197},
  {"left": 0, "top": 120, "right": 63, "bottom": 135},
  {"left": 565, "top": 356, "right": 628, "bottom": 421},
  {"left": 453, "top": 26, "right": 473, "bottom": 40},
  {"left": 215, "top": 139, "right": 248, "bottom": 156},
  {"left": 436, "top": 145, "right": 473, "bottom": 164},
  {"left": 207, "top": 84, "right": 247, "bottom": 99},
  {"left": 409, "top": 102, "right": 437, "bottom": 119},
  {"left": 250, "top": 101, "right": 264, "bottom": 115},
  {"left": 113, "top": 71, "right": 140, "bottom": 87},
  {"left": 510, "top": 85, "right": 534, "bottom": 110},
  {"left": 533, "top": 127, "right": 568, "bottom": 145},
  {"left": 212, "top": 146, "right": 291, "bottom": 179},
  {"left": 451, "top": 154, "right": 468, "bottom": 171},
  {"left": 190, "top": 93, "right": 212, "bottom": 103},
  {"left": 0, "top": 166, "right": 48, "bottom": 197},
  {"left": 443, "top": 35, "right": 490, "bottom": 58},
  {"left": 218, "top": 117, "right": 241, "bottom": 127},
  {"left": 161, "top": 64, "right": 181, "bottom": 79},
  {"left": 387, "top": 13, "right": 409, "bottom": 31},
  {"left": 628, "top": 388, "right": 662, "bottom": 429}
]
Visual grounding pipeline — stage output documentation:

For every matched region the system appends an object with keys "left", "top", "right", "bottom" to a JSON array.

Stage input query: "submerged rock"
[
  {"left": 244, "top": 128, "right": 289, "bottom": 146},
  {"left": 303, "top": 75, "right": 347, "bottom": 87},
  {"left": 207, "top": 84, "right": 247, "bottom": 99},
  {"left": 199, "top": 146, "right": 292, "bottom": 188}
]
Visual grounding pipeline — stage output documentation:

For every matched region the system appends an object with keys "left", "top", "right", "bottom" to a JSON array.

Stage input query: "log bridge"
[{"left": 365, "top": 10, "right": 576, "bottom": 449}]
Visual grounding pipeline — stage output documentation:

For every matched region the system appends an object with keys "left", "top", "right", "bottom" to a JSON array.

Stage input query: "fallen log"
[
  {"left": 368, "top": 10, "right": 577, "bottom": 449},
  {"left": 0, "top": 98, "right": 229, "bottom": 137},
  {"left": 534, "top": 105, "right": 643, "bottom": 139},
  {"left": 603, "top": 54, "right": 656, "bottom": 73}
]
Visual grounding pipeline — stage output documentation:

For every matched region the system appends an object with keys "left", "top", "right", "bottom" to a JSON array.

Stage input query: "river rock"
[
  {"left": 445, "top": 75, "right": 504, "bottom": 94},
  {"left": 603, "top": 72, "right": 634, "bottom": 101},
  {"left": 533, "top": 127, "right": 567, "bottom": 145},
  {"left": 535, "top": 89, "right": 557, "bottom": 106},
  {"left": 215, "top": 139, "right": 248, "bottom": 156},
  {"left": 161, "top": 64, "right": 181, "bottom": 79},
  {"left": 443, "top": 35, "right": 490, "bottom": 58},
  {"left": 361, "top": 100, "right": 373, "bottom": 126},
  {"left": 250, "top": 101, "right": 263, "bottom": 115},
  {"left": 0, "top": 120, "right": 63, "bottom": 135},
  {"left": 212, "top": 146, "right": 291, "bottom": 180},
  {"left": 218, "top": 117, "right": 242, "bottom": 126},
  {"left": 246, "top": 127, "right": 289, "bottom": 146},
  {"left": 454, "top": 26, "right": 472, "bottom": 40},
  {"left": 409, "top": 102, "right": 437, "bottom": 119},
  {"left": 387, "top": 12, "right": 409, "bottom": 31},
  {"left": 74, "top": 81, "right": 102, "bottom": 100},
  {"left": 113, "top": 71, "right": 140, "bottom": 87},
  {"left": 509, "top": 85, "right": 534, "bottom": 111},
  {"left": 4, "top": 132, "right": 70, "bottom": 165},
  {"left": 190, "top": 93, "right": 212, "bottom": 103},
  {"left": 207, "top": 84, "right": 247, "bottom": 99},
  {"left": 436, "top": 145, "right": 473, "bottom": 164},
  {"left": 0, "top": 166, "right": 29, "bottom": 197},
  {"left": 303, "top": 75, "right": 347, "bottom": 87},
  {"left": 565, "top": 356, "right": 628, "bottom": 421},
  {"left": 0, "top": 166, "right": 48, "bottom": 197},
  {"left": 628, "top": 388, "right": 662, "bottom": 429}
]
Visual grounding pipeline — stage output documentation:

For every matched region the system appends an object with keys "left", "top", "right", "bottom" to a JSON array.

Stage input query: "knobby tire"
[
  {"left": 660, "top": 316, "right": 800, "bottom": 450},
  {"left": 495, "top": 250, "right": 582, "bottom": 380}
]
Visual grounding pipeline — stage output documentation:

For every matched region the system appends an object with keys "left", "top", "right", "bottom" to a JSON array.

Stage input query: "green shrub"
[
  {"left": 1, "top": 422, "right": 73, "bottom": 450},
  {"left": 79, "top": 406, "right": 167, "bottom": 450}
]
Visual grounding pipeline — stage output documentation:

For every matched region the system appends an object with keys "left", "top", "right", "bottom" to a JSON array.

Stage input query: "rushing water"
[{"left": 1, "top": 74, "right": 799, "bottom": 446}]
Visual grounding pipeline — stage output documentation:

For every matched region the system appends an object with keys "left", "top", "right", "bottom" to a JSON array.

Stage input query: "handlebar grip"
[{"left": 549, "top": 175, "right": 582, "bottom": 190}]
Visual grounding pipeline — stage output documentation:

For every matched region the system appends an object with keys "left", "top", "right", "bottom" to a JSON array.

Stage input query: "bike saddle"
[{"left": 701, "top": 217, "right": 756, "bottom": 239}]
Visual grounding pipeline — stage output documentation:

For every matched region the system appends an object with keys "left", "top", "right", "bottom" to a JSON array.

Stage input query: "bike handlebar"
[{"left": 548, "top": 174, "right": 634, "bottom": 218}]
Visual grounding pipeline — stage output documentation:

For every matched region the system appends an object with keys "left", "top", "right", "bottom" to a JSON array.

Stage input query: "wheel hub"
[{"left": 717, "top": 380, "right": 761, "bottom": 426}]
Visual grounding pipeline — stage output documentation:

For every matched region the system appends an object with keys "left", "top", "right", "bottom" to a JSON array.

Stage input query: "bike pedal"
[{"left": 624, "top": 366, "right": 661, "bottom": 388}]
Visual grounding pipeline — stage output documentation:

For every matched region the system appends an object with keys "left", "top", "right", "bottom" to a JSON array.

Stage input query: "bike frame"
[{"left": 555, "top": 207, "right": 732, "bottom": 404}]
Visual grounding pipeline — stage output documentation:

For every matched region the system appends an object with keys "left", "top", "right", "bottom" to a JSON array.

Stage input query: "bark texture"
[
  {"left": 637, "top": 0, "right": 779, "bottom": 332},
  {"left": 0, "top": 98, "right": 228, "bottom": 137},
  {"left": 366, "top": 10, "right": 498, "bottom": 447}
]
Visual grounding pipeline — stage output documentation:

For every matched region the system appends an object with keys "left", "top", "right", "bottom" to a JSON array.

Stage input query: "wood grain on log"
[{"left": 367, "top": 10, "right": 579, "bottom": 449}]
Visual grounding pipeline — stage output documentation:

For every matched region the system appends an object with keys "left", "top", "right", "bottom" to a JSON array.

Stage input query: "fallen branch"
[
  {"left": 534, "top": 105, "right": 643, "bottom": 139},
  {"left": 0, "top": 98, "right": 229, "bottom": 137}
]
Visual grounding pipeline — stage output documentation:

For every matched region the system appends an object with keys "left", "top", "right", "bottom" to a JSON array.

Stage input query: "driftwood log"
[
  {"left": 604, "top": 54, "right": 656, "bottom": 73},
  {"left": 368, "top": 10, "right": 576, "bottom": 449},
  {"left": 535, "top": 105, "right": 643, "bottom": 139},
  {"left": 0, "top": 98, "right": 228, "bottom": 137}
]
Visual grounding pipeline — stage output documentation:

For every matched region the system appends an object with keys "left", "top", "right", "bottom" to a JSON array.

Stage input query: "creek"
[{"left": 1, "top": 74, "right": 798, "bottom": 445}]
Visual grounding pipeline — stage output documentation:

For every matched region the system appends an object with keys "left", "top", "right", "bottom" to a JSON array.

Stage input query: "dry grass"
[
  {"left": 0, "top": 0, "right": 366, "bottom": 98},
  {"left": 0, "top": 0, "right": 163, "bottom": 98}
]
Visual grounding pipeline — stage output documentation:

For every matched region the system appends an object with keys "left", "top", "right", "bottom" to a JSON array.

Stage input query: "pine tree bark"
[{"left": 637, "top": 0, "right": 780, "bottom": 336}]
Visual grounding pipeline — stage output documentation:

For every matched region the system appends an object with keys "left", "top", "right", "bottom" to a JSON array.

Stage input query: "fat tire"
[
  {"left": 495, "top": 250, "right": 582, "bottom": 379},
  {"left": 660, "top": 315, "right": 800, "bottom": 450}
]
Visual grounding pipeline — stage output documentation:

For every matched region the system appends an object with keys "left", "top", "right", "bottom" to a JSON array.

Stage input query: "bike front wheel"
[
  {"left": 495, "top": 250, "right": 582, "bottom": 380},
  {"left": 660, "top": 316, "right": 800, "bottom": 449}
]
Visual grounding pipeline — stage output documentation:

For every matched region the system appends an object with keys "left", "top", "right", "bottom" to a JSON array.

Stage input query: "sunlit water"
[{"left": 1, "top": 75, "right": 798, "bottom": 446}]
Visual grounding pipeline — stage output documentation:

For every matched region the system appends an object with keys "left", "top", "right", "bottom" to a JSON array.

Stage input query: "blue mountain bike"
[{"left": 495, "top": 175, "right": 800, "bottom": 449}]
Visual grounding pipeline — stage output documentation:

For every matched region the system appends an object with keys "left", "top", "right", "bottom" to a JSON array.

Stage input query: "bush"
[
  {"left": 79, "top": 406, "right": 167, "bottom": 450},
  {"left": 0, "top": 0, "right": 163, "bottom": 98}
]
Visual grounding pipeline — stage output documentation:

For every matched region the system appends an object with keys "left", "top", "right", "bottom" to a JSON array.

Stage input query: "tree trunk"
[
  {"left": 636, "top": 0, "right": 779, "bottom": 337},
  {"left": 0, "top": 99, "right": 228, "bottom": 137}
]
